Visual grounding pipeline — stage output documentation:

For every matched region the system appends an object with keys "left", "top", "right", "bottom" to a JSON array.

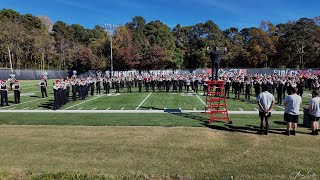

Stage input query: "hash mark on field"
[
  {"left": 106, "top": 107, "right": 111, "bottom": 110},
  {"left": 36, "top": 107, "right": 42, "bottom": 110},
  {"left": 8, "top": 107, "right": 16, "bottom": 110},
  {"left": 193, "top": 108, "right": 196, "bottom": 111},
  {"left": 254, "top": 108, "right": 259, "bottom": 111},
  {"left": 135, "top": 92, "right": 152, "bottom": 110},
  {"left": 239, "top": 108, "right": 244, "bottom": 111},
  {"left": 78, "top": 108, "right": 83, "bottom": 110},
  {"left": 92, "top": 107, "right": 97, "bottom": 110},
  {"left": 196, "top": 94, "right": 206, "bottom": 106},
  {"left": 64, "top": 95, "right": 105, "bottom": 110},
  {"left": 22, "top": 107, "right": 29, "bottom": 110},
  {"left": 121, "top": 107, "right": 125, "bottom": 110},
  {"left": 276, "top": 105, "right": 285, "bottom": 110},
  {"left": 149, "top": 108, "right": 152, "bottom": 110}
]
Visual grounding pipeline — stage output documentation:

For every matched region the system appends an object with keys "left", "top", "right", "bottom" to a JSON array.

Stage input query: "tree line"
[{"left": 1, "top": 9, "right": 320, "bottom": 72}]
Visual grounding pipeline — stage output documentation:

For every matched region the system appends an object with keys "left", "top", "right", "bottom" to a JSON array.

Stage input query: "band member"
[
  {"left": 224, "top": 77, "right": 231, "bottom": 98},
  {"left": 138, "top": 76, "right": 143, "bottom": 93},
  {"left": 186, "top": 78, "right": 191, "bottom": 93},
  {"left": 277, "top": 78, "right": 285, "bottom": 105},
  {"left": 151, "top": 77, "right": 156, "bottom": 92},
  {"left": 178, "top": 77, "right": 184, "bottom": 93},
  {"left": 39, "top": 78, "right": 48, "bottom": 98},
  {"left": 145, "top": 76, "right": 150, "bottom": 92},
  {"left": 8, "top": 75, "right": 15, "bottom": 91},
  {"left": 96, "top": 77, "right": 101, "bottom": 95},
  {"left": 126, "top": 77, "right": 132, "bottom": 93},
  {"left": 203, "top": 76, "right": 209, "bottom": 96},
  {"left": 71, "top": 79, "right": 77, "bottom": 101},
  {"left": 90, "top": 77, "right": 95, "bottom": 96},
  {"left": 12, "top": 80, "right": 21, "bottom": 104},
  {"left": 245, "top": 79, "right": 252, "bottom": 100},
  {"left": 0, "top": 80, "right": 9, "bottom": 106},
  {"left": 115, "top": 77, "right": 121, "bottom": 94},
  {"left": 105, "top": 77, "right": 111, "bottom": 94},
  {"left": 53, "top": 80, "right": 61, "bottom": 110}
]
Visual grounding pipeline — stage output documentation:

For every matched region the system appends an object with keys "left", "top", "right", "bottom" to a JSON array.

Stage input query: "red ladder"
[{"left": 205, "top": 80, "right": 231, "bottom": 124}]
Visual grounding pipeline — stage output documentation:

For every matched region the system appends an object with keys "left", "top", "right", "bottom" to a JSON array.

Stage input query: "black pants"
[
  {"left": 96, "top": 83, "right": 101, "bottom": 94},
  {"left": 14, "top": 90, "right": 20, "bottom": 104},
  {"left": 105, "top": 84, "right": 110, "bottom": 94},
  {"left": 245, "top": 89, "right": 251, "bottom": 100},
  {"left": 235, "top": 88, "right": 240, "bottom": 99},
  {"left": 277, "top": 91, "right": 282, "bottom": 104},
  {"left": 41, "top": 86, "right": 48, "bottom": 98},
  {"left": 91, "top": 83, "right": 94, "bottom": 96},
  {"left": 1, "top": 91, "right": 8, "bottom": 106},
  {"left": 213, "top": 62, "right": 219, "bottom": 80},
  {"left": 225, "top": 87, "right": 230, "bottom": 98}
]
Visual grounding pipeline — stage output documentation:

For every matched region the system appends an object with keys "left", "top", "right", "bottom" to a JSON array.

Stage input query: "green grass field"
[{"left": 0, "top": 80, "right": 319, "bottom": 179}]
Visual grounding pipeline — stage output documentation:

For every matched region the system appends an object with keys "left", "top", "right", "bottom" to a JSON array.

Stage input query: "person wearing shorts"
[
  {"left": 284, "top": 87, "right": 302, "bottom": 136},
  {"left": 257, "top": 85, "right": 275, "bottom": 135},
  {"left": 309, "top": 90, "right": 320, "bottom": 135}
]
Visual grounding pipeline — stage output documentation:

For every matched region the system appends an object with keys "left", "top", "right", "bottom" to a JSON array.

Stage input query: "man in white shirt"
[
  {"left": 257, "top": 85, "right": 275, "bottom": 135},
  {"left": 284, "top": 87, "right": 302, "bottom": 136},
  {"left": 309, "top": 90, "right": 320, "bottom": 135}
]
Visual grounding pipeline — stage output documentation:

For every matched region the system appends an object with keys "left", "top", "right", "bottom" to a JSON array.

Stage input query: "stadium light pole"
[{"left": 103, "top": 24, "right": 119, "bottom": 78}]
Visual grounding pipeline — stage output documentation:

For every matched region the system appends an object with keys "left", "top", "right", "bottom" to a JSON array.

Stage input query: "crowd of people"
[{"left": 0, "top": 71, "right": 319, "bottom": 136}]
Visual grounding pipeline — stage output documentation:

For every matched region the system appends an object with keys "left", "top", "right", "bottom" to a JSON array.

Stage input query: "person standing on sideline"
[
  {"left": 257, "top": 85, "right": 275, "bottom": 135},
  {"left": 283, "top": 87, "right": 302, "bottom": 136},
  {"left": 308, "top": 90, "right": 320, "bottom": 135},
  {"left": 12, "top": 80, "right": 21, "bottom": 104}
]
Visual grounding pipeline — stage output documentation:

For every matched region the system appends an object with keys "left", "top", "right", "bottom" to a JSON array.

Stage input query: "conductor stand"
[{"left": 205, "top": 46, "right": 231, "bottom": 124}]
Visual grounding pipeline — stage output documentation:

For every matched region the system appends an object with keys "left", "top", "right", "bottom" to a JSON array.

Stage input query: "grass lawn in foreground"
[{"left": 0, "top": 125, "right": 319, "bottom": 179}]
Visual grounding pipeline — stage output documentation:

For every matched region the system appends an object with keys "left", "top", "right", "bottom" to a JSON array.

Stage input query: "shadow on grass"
[{"left": 171, "top": 113, "right": 289, "bottom": 135}]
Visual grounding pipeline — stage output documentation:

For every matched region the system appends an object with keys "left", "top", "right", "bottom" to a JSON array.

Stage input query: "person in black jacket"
[{"left": 206, "top": 46, "right": 227, "bottom": 80}]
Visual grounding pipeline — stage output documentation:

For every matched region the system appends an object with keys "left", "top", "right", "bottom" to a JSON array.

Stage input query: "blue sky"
[{"left": 0, "top": 0, "right": 318, "bottom": 30}]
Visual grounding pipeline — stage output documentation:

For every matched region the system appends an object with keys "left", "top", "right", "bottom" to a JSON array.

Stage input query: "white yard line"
[
  {"left": 193, "top": 108, "right": 197, "bottom": 111},
  {"left": 0, "top": 110, "right": 299, "bottom": 115},
  {"left": 121, "top": 107, "right": 125, "bottom": 110},
  {"left": 195, "top": 94, "right": 206, "bottom": 106},
  {"left": 135, "top": 92, "right": 152, "bottom": 110},
  {"left": 92, "top": 107, "right": 97, "bottom": 110},
  {"left": 239, "top": 108, "right": 244, "bottom": 111},
  {"left": 0, "top": 97, "right": 49, "bottom": 110},
  {"left": 64, "top": 95, "right": 105, "bottom": 110}
]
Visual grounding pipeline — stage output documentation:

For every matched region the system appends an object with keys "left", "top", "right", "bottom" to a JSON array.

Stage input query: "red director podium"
[{"left": 205, "top": 80, "right": 231, "bottom": 124}]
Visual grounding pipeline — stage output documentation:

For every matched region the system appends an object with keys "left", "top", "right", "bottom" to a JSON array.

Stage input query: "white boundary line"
[
  {"left": 195, "top": 94, "right": 206, "bottom": 106},
  {"left": 0, "top": 110, "right": 299, "bottom": 115},
  {"left": 64, "top": 95, "right": 105, "bottom": 110},
  {"left": 135, "top": 92, "right": 152, "bottom": 110}
]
